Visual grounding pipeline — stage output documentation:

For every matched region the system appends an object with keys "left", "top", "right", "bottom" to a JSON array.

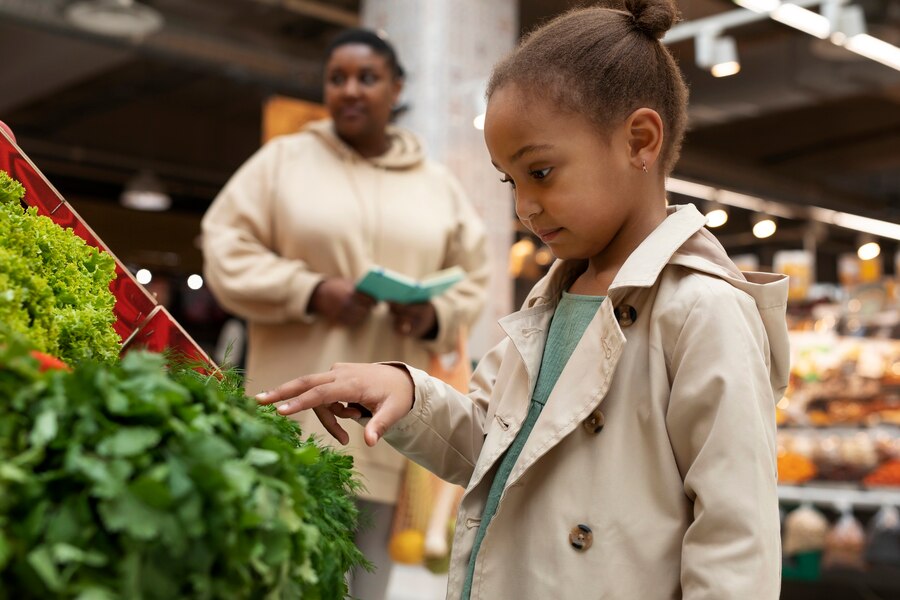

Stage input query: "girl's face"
[
  {"left": 484, "top": 83, "right": 662, "bottom": 267},
  {"left": 324, "top": 44, "right": 402, "bottom": 146}
]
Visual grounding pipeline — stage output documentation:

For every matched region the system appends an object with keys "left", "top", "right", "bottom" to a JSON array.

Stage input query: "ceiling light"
[
  {"left": 856, "top": 234, "right": 881, "bottom": 261},
  {"left": 844, "top": 34, "right": 900, "bottom": 71},
  {"left": 65, "top": 0, "right": 164, "bottom": 39},
  {"left": 705, "top": 207, "right": 729, "bottom": 228},
  {"left": 771, "top": 4, "right": 831, "bottom": 39},
  {"left": 734, "top": 0, "right": 780, "bottom": 12},
  {"left": 187, "top": 274, "right": 204, "bottom": 290},
  {"left": 666, "top": 177, "right": 716, "bottom": 201},
  {"left": 135, "top": 268, "right": 152, "bottom": 285},
  {"left": 696, "top": 31, "right": 741, "bottom": 77},
  {"left": 120, "top": 170, "right": 171, "bottom": 211},
  {"left": 473, "top": 113, "right": 486, "bottom": 130},
  {"left": 752, "top": 215, "right": 778, "bottom": 238}
]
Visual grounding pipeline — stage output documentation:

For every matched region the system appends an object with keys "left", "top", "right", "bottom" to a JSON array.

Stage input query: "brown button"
[
  {"left": 569, "top": 524, "right": 593, "bottom": 551},
  {"left": 615, "top": 304, "right": 637, "bottom": 327},
  {"left": 582, "top": 408, "right": 605, "bottom": 434}
]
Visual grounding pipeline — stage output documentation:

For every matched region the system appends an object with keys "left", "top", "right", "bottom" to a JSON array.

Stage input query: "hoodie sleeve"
[
  {"left": 664, "top": 278, "right": 782, "bottom": 600},
  {"left": 424, "top": 169, "right": 490, "bottom": 354},
  {"left": 201, "top": 139, "right": 324, "bottom": 324}
]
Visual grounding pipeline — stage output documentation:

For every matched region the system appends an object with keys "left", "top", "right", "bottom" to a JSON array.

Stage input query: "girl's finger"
[
  {"left": 313, "top": 406, "right": 350, "bottom": 445},
  {"left": 275, "top": 378, "right": 367, "bottom": 415},
  {"left": 256, "top": 371, "right": 335, "bottom": 404},
  {"left": 331, "top": 403, "right": 363, "bottom": 420},
  {"left": 363, "top": 399, "right": 410, "bottom": 447}
]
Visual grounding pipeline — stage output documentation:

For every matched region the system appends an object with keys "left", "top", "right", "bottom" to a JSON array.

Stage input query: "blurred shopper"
[
  {"left": 202, "top": 28, "right": 489, "bottom": 599},
  {"left": 259, "top": 2, "right": 789, "bottom": 599}
]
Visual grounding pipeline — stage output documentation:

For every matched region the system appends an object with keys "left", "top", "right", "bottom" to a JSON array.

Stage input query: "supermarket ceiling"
[{"left": 0, "top": 0, "right": 899, "bottom": 270}]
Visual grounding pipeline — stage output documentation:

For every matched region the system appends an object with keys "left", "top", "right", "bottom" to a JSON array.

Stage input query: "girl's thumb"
[{"left": 364, "top": 421, "right": 385, "bottom": 447}]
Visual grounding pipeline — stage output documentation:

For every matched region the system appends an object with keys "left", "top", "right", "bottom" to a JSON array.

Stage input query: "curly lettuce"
[{"left": 0, "top": 170, "right": 119, "bottom": 363}]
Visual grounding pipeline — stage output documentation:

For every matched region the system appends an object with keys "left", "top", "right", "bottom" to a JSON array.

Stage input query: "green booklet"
[{"left": 356, "top": 265, "right": 465, "bottom": 304}]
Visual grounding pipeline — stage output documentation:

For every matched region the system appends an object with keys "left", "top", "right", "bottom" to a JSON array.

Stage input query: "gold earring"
[{"left": 642, "top": 160, "right": 648, "bottom": 173}]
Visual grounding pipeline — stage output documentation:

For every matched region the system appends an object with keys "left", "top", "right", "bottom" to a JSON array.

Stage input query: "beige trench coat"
[{"left": 384, "top": 204, "right": 790, "bottom": 599}]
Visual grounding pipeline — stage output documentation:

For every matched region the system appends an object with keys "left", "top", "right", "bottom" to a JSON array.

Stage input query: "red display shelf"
[{"left": 0, "top": 126, "right": 213, "bottom": 366}]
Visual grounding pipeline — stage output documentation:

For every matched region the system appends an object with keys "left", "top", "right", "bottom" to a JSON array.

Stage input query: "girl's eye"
[
  {"left": 500, "top": 176, "right": 516, "bottom": 189},
  {"left": 360, "top": 72, "right": 378, "bottom": 85},
  {"left": 328, "top": 74, "right": 345, "bottom": 86},
  {"left": 530, "top": 167, "right": 552, "bottom": 180}
]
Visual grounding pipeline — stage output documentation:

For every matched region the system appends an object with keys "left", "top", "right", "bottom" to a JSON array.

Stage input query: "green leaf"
[
  {"left": 223, "top": 459, "right": 256, "bottom": 497},
  {"left": 246, "top": 447, "right": 280, "bottom": 466},
  {"left": 97, "top": 427, "right": 161, "bottom": 457},
  {"left": 51, "top": 542, "right": 107, "bottom": 567},
  {"left": 97, "top": 493, "right": 163, "bottom": 540},
  {"left": 27, "top": 546, "right": 63, "bottom": 592},
  {"left": 130, "top": 475, "right": 173, "bottom": 510},
  {"left": 29, "top": 409, "right": 58, "bottom": 446},
  {"left": 76, "top": 587, "right": 117, "bottom": 600},
  {"left": 65, "top": 451, "right": 127, "bottom": 499},
  {"left": 0, "top": 463, "right": 28, "bottom": 483},
  {"left": 0, "top": 531, "right": 10, "bottom": 570}
]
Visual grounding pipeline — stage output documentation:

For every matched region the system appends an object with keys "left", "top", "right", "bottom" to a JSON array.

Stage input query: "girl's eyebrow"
[{"left": 510, "top": 143, "right": 554, "bottom": 162}]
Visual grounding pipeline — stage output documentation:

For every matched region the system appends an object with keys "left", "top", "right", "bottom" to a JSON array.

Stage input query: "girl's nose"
[{"left": 514, "top": 193, "right": 541, "bottom": 223}]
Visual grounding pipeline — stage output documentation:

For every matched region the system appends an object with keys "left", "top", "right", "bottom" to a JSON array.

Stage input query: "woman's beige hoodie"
[{"left": 202, "top": 120, "right": 489, "bottom": 502}]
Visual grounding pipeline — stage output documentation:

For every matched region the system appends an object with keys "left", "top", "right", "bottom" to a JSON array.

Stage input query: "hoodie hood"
[{"left": 303, "top": 118, "right": 425, "bottom": 170}]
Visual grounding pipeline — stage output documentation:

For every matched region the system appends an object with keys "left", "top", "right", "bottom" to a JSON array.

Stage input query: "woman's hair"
[
  {"left": 487, "top": 0, "right": 688, "bottom": 175},
  {"left": 324, "top": 28, "right": 406, "bottom": 80}
]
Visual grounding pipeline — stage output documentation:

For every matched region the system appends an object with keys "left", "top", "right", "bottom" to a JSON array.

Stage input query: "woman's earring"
[{"left": 641, "top": 159, "right": 648, "bottom": 174}]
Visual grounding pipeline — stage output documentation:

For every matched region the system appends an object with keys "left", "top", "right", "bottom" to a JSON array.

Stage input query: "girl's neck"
[{"left": 572, "top": 197, "right": 668, "bottom": 295}]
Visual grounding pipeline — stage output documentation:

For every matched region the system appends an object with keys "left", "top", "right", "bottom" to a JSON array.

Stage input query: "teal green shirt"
[{"left": 461, "top": 292, "right": 604, "bottom": 599}]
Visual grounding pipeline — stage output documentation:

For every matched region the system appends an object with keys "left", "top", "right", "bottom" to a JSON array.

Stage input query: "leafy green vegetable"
[
  {"left": 0, "top": 170, "right": 119, "bottom": 364},
  {"left": 0, "top": 340, "right": 366, "bottom": 598}
]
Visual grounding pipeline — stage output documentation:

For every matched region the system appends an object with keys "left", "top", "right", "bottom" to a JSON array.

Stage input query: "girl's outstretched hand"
[{"left": 256, "top": 363, "right": 415, "bottom": 447}]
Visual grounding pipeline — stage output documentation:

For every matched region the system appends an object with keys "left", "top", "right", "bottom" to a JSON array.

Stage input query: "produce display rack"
[
  {"left": 0, "top": 127, "right": 213, "bottom": 366},
  {"left": 779, "top": 484, "right": 900, "bottom": 510}
]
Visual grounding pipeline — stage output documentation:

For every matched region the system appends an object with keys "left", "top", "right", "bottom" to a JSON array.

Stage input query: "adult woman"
[{"left": 201, "top": 28, "right": 489, "bottom": 598}]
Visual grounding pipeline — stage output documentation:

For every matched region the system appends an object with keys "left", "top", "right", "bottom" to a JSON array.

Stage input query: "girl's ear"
[{"left": 625, "top": 108, "right": 664, "bottom": 174}]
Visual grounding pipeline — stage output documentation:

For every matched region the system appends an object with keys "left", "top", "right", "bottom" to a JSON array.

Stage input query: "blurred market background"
[{"left": 1, "top": 1, "right": 899, "bottom": 598}]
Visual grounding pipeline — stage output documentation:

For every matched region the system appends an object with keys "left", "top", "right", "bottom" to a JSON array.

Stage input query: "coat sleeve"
[
  {"left": 664, "top": 280, "right": 782, "bottom": 600},
  {"left": 381, "top": 337, "right": 506, "bottom": 486},
  {"left": 201, "top": 139, "right": 324, "bottom": 324},
  {"left": 424, "top": 169, "right": 490, "bottom": 354}
]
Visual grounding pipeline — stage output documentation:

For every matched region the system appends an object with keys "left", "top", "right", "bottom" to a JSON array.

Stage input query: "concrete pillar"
[{"left": 362, "top": 0, "right": 517, "bottom": 359}]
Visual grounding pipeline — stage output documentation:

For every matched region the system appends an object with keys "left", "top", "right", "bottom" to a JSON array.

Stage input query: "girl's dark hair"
[
  {"left": 324, "top": 28, "right": 406, "bottom": 80},
  {"left": 487, "top": 0, "right": 688, "bottom": 175}
]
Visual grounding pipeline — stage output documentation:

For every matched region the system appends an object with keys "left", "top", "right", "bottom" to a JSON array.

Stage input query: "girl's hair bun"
[{"left": 624, "top": 0, "right": 680, "bottom": 40}]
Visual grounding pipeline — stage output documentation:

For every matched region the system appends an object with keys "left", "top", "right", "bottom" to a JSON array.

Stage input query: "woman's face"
[{"left": 324, "top": 44, "right": 402, "bottom": 145}]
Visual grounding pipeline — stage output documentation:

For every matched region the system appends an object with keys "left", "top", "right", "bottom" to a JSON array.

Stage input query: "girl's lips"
[{"left": 538, "top": 228, "right": 561, "bottom": 242}]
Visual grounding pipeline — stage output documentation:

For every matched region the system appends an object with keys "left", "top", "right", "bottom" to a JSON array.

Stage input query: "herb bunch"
[{"left": 0, "top": 342, "right": 366, "bottom": 599}]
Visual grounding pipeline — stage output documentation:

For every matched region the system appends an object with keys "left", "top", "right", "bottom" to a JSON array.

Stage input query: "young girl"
[{"left": 259, "top": 1, "right": 790, "bottom": 598}]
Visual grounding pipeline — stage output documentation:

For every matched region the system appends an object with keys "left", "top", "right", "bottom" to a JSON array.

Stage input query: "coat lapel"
[
  {"left": 497, "top": 304, "right": 554, "bottom": 398},
  {"left": 462, "top": 304, "right": 555, "bottom": 492},
  {"left": 506, "top": 298, "right": 626, "bottom": 484}
]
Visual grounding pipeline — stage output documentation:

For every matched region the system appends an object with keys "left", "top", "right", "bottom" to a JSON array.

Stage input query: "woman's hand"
[
  {"left": 389, "top": 302, "right": 437, "bottom": 338},
  {"left": 309, "top": 278, "right": 376, "bottom": 327},
  {"left": 257, "top": 363, "right": 415, "bottom": 447}
]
